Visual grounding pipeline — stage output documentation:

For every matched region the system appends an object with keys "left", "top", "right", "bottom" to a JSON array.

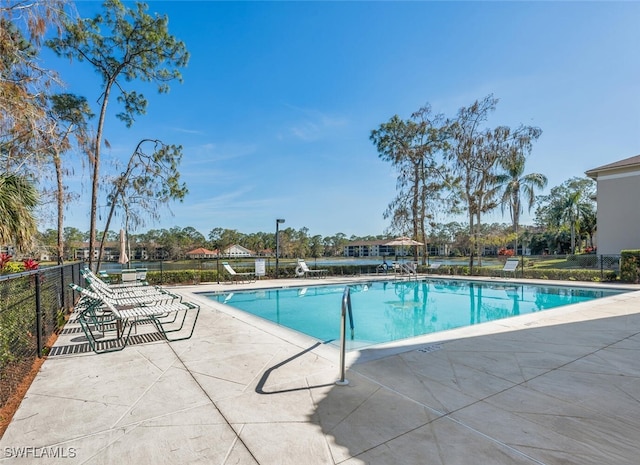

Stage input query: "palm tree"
[
  {"left": 560, "top": 190, "right": 593, "bottom": 254},
  {"left": 0, "top": 173, "right": 39, "bottom": 251},
  {"left": 497, "top": 153, "right": 547, "bottom": 255}
]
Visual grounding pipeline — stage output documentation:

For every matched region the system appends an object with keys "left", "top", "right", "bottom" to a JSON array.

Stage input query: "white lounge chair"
[
  {"left": 502, "top": 258, "right": 520, "bottom": 277},
  {"left": 428, "top": 262, "right": 442, "bottom": 273},
  {"left": 70, "top": 283, "right": 180, "bottom": 308},
  {"left": 71, "top": 284, "right": 200, "bottom": 354},
  {"left": 222, "top": 262, "right": 256, "bottom": 283},
  {"left": 295, "top": 259, "right": 328, "bottom": 278},
  {"left": 82, "top": 268, "right": 157, "bottom": 295}
]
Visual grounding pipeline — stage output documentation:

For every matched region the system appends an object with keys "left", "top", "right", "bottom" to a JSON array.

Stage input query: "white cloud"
[{"left": 281, "top": 104, "right": 349, "bottom": 142}]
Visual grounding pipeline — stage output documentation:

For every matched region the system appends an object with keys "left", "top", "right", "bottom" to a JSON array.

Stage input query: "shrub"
[
  {"left": 498, "top": 248, "right": 515, "bottom": 257},
  {"left": 2, "top": 262, "right": 24, "bottom": 274},
  {"left": 22, "top": 259, "right": 39, "bottom": 270},
  {"left": 137, "top": 261, "right": 621, "bottom": 285},
  {"left": 146, "top": 270, "right": 220, "bottom": 285},
  {"left": 620, "top": 250, "right": 640, "bottom": 283},
  {"left": 0, "top": 253, "right": 11, "bottom": 269}
]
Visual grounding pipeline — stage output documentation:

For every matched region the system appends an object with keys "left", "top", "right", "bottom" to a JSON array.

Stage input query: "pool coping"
[{"left": 187, "top": 274, "right": 640, "bottom": 366}]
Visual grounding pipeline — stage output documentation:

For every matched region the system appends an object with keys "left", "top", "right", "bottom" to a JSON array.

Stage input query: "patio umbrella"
[
  {"left": 385, "top": 236, "right": 424, "bottom": 247},
  {"left": 118, "top": 229, "right": 129, "bottom": 265},
  {"left": 385, "top": 236, "right": 423, "bottom": 260}
]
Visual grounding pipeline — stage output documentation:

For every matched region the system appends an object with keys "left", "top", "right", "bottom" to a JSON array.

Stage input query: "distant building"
[
  {"left": 222, "top": 244, "right": 253, "bottom": 258},
  {"left": 586, "top": 154, "right": 640, "bottom": 255},
  {"left": 185, "top": 247, "right": 218, "bottom": 259},
  {"left": 74, "top": 242, "right": 121, "bottom": 262},
  {"left": 343, "top": 239, "right": 452, "bottom": 258},
  {"left": 343, "top": 240, "right": 396, "bottom": 258}
]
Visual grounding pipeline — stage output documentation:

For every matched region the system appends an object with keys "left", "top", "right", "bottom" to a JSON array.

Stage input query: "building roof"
[
  {"left": 222, "top": 244, "right": 254, "bottom": 255},
  {"left": 346, "top": 240, "right": 391, "bottom": 246},
  {"left": 586, "top": 154, "right": 640, "bottom": 178},
  {"left": 186, "top": 247, "right": 217, "bottom": 255}
]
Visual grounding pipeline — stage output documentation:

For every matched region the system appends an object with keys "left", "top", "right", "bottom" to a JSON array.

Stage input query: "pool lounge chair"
[
  {"left": 83, "top": 267, "right": 147, "bottom": 290},
  {"left": 429, "top": 261, "right": 443, "bottom": 271},
  {"left": 71, "top": 284, "right": 200, "bottom": 354},
  {"left": 70, "top": 283, "right": 180, "bottom": 308},
  {"left": 376, "top": 262, "right": 390, "bottom": 274},
  {"left": 222, "top": 262, "right": 256, "bottom": 283},
  {"left": 295, "top": 259, "right": 328, "bottom": 278},
  {"left": 84, "top": 277, "right": 171, "bottom": 301},
  {"left": 502, "top": 258, "right": 520, "bottom": 277},
  {"left": 82, "top": 268, "right": 161, "bottom": 297}
]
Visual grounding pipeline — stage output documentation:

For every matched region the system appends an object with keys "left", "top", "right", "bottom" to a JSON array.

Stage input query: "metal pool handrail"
[{"left": 336, "top": 285, "right": 354, "bottom": 386}]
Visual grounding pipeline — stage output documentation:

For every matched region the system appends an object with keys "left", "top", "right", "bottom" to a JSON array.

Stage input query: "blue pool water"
[{"left": 202, "top": 279, "right": 627, "bottom": 349}]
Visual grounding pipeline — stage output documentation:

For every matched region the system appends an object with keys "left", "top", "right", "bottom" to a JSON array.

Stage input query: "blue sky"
[{"left": 44, "top": 1, "right": 640, "bottom": 238}]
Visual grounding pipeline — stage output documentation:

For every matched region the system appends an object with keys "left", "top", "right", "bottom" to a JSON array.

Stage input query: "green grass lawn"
[{"left": 528, "top": 258, "right": 576, "bottom": 269}]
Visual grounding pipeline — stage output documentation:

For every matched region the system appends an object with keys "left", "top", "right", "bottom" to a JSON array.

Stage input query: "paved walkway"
[{"left": 2, "top": 276, "right": 640, "bottom": 464}]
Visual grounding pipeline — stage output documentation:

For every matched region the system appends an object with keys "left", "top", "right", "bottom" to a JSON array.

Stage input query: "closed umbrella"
[{"left": 118, "top": 229, "right": 129, "bottom": 265}]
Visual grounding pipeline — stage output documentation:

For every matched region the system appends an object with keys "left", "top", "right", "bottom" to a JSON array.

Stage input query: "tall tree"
[
  {"left": 449, "top": 95, "right": 542, "bottom": 269},
  {"left": 95, "top": 138, "right": 187, "bottom": 269},
  {"left": 309, "top": 234, "right": 324, "bottom": 258},
  {"left": 1, "top": 0, "right": 66, "bottom": 174},
  {"left": 47, "top": 0, "right": 189, "bottom": 270},
  {"left": 291, "top": 227, "right": 310, "bottom": 258},
  {"left": 63, "top": 226, "right": 84, "bottom": 260},
  {"left": 535, "top": 177, "right": 596, "bottom": 254},
  {"left": 496, "top": 151, "right": 547, "bottom": 255},
  {"left": 323, "top": 233, "right": 347, "bottom": 257},
  {"left": 1, "top": 0, "right": 70, "bottom": 257},
  {"left": 371, "top": 104, "right": 450, "bottom": 264},
  {"left": 448, "top": 94, "right": 498, "bottom": 271},
  {"left": 217, "top": 229, "right": 243, "bottom": 256},
  {"left": 560, "top": 190, "right": 594, "bottom": 254},
  {"left": 47, "top": 93, "right": 93, "bottom": 263}
]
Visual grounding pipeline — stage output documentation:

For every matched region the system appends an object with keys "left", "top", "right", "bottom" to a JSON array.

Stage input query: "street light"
[{"left": 275, "top": 218, "right": 285, "bottom": 278}]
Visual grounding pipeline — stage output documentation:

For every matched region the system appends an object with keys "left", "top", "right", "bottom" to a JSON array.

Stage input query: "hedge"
[
  {"left": 133, "top": 263, "right": 619, "bottom": 285},
  {"left": 620, "top": 250, "right": 640, "bottom": 283}
]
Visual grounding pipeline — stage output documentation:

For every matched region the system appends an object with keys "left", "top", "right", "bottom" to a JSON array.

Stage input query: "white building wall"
[{"left": 595, "top": 170, "right": 640, "bottom": 254}]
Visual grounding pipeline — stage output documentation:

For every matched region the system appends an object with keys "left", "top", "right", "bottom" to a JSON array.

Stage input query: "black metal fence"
[
  {"left": 565, "top": 254, "right": 620, "bottom": 273},
  {"left": 0, "top": 262, "right": 83, "bottom": 407},
  {"left": 99, "top": 255, "right": 625, "bottom": 283}
]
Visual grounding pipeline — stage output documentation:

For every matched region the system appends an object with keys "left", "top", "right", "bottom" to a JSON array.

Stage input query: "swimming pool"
[{"left": 203, "top": 279, "right": 628, "bottom": 350}]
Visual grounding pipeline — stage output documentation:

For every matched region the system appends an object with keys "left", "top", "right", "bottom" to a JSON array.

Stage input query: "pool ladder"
[
  {"left": 336, "top": 286, "right": 354, "bottom": 386},
  {"left": 399, "top": 262, "right": 418, "bottom": 279}
]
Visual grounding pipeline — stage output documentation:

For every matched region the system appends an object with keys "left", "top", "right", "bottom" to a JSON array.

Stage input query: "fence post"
[
  {"left": 35, "top": 271, "right": 43, "bottom": 358},
  {"left": 600, "top": 254, "right": 603, "bottom": 280},
  {"left": 60, "top": 266, "right": 66, "bottom": 310}
]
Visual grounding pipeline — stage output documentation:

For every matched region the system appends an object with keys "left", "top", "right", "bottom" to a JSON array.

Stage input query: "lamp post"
[{"left": 275, "top": 218, "right": 285, "bottom": 278}]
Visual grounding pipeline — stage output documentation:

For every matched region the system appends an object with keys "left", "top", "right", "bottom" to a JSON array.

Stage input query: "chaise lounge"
[
  {"left": 222, "top": 262, "right": 256, "bottom": 283},
  {"left": 502, "top": 258, "right": 520, "bottom": 277},
  {"left": 295, "top": 259, "right": 328, "bottom": 278},
  {"left": 70, "top": 283, "right": 200, "bottom": 354}
]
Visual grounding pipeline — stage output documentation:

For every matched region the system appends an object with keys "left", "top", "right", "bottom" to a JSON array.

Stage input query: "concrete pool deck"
[{"left": 2, "top": 275, "right": 640, "bottom": 464}]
